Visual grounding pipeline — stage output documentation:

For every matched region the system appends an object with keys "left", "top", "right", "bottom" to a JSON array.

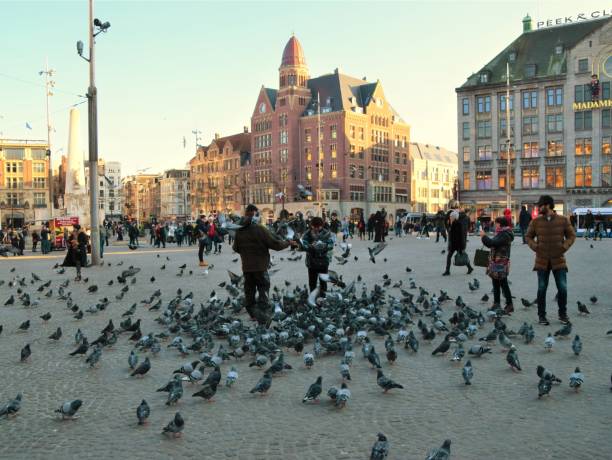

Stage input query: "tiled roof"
[
  {"left": 281, "top": 36, "right": 306, "bottom": 67},
  {"left": 209, "top": 132, "right": 251, "bottom": 154},
  {"left": 410, "top": 142, "right": 458, "bottom": 164},
  {"left": 265, "top": 88, "right": 277, "bottom": 109},
  {"left": 459, "top": 17, "right": 612, "bottom": 89}
]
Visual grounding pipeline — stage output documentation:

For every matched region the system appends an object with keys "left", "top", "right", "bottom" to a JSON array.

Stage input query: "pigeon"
[
  {"left": 462, "top": 360, "right": 473, "bottom": 385},
  {"left": 376, "top": 369, "right": 403, "bottom": 393},
  {"left": 538, "top": 376, "right": 552, "bottom": 398},
  {"left": 468, "top": 345, "right": 491, "bottom": 357},
  {"left": 569, "top": 367, "right": 584, "bottom": 392},
  {"left": 368, "top": 242, "right": 387, "bottom": 263},
  {"left": 450, "top": 343, "right": 465, "bottom": 362},
  {"left": 589, "top": 295, "right": 597, "bottom": 304},
  {"left": 480, "top": 294, "right": 489, "bottom": 302},
  {"left": 56, "top": 400, "right": 83, "bottom": 419},
  {"left": 48, "top": 327, "right": 62, "bottom": 341},
  {"left": 39, "top": 312, "right": 51, "bottom": 322},
  {"left": 136, "top": 399, "right": 150, "bottom": 425},
  {"left": 70, "top": 339, "right": 89, "bottom": 356},
  {"left": 20, "top": 344, "right": 31, "bottom": 362},
  {"left": 431, "top": 336, "right": 452, "bottom": 356},
  {"left": 370, "top": 432, "right": 389, "bottom": 460},
  {"left": 192, "top": 383, "right": 217, "bottom": 402},
  {"left": 367, "top": 346, "right": 381, "bottom": 368},
  {"left": 225, "top": 367, "right": 238, "bottom": 387},
  {"left": 426, "top": 439, "right": 451, "bottom": 460},
  {"left": 335, "top": 382, "right": 351, "bottom": 408},
  {"left": 520, "top": 298, "right": 534, "bottom": 308},
  {"left": 577, "top": 301, "right": 590, "bottom": 315},
  {"left": 166, "top": 379, "right": 184, "bottom": 405},
  {"left": 339, "top": 360, "right": 351, "bottom": 381},
  {"left": 303, "top": 352, "right": 314, "bottom": 369},
  {"left": 250, "top": 371, "right": 272, "bottom": 395},
  {"left": 162, "top": 412, "right": 184, "bottom": 438},
  {"left": 128, "top": 350, "right": 139, "bottom": 369},
  {"left": 18, "top": 320, "right": 30, "bottom": 332},
  {"left": 130, "top": 357, "right": 151, "bottom": 377},
  {"left": 0, "top": 393, "right": 22, "bottom": 417},
  {"left": 536, "top": 365, "right": 562, "bottom": 384},
  {"left": 85, "top": 345, "right": 102, "bottom": 368},
  {"left": 4, "top": 295, "right": 15, "bottom": 306},
  {"left": 302, "top": 376, "right": 323, "bottom": 403},
  {"left": 554, "top": 322, "right": 572, "bottom": 338},
  {"left": 506, "top": 345, "right": 521, "bottom": 371},
  {"left": 544, "top": 333, "right": 555, "bottom": 352},
  {"left": 571, "top": 335, "right": 582, "bottom": 356}
]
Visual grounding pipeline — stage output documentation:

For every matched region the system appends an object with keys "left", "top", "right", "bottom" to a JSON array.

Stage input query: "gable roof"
[
  {"left": 264, "top": 88, "right": 277, "bottom": 110},
  {"left": 410, "top": 142, "right": 458, "bottom": 164},
  {"left": 459, "top": 17, "right": 612, "bottom": 90},
  {"left": 208, "top": 132, "right": 251, "bottom": 155}
]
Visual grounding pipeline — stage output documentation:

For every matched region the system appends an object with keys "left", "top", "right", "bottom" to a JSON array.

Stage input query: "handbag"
[
  {"left": 488, "top": 256, "right": 510, "bottom": 279},
  {"left": 454, "top": 251, "right": 469, "bottom": 266},
  {"left": 474, "top": 247, "right": 490, "bottom": 267}
]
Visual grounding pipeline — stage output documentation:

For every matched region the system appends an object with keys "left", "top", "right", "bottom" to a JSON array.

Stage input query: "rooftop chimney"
[
  {"left": 243, "top": 126, "right": 249, "bottom": 133},
  {"left": 522, "top": 14, "right": 532, "bottom": 32},
  {"left": 214, "top": 133, "right": 220, "bottom": 140}
]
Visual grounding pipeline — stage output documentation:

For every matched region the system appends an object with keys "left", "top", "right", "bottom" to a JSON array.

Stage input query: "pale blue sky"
[{"left": 0, "top": 0, "right": 605, "bottom": 175}]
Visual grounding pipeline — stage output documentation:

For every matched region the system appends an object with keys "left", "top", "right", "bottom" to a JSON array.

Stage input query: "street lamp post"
[
  {"left": 39, "top": 59, "right": 55, "bottom": 216},
  {"left": 76, "top": 0, "right": 110, "bottom": 265},
  {"left": 505, "top": 62, "right": 512, "bottom": 211}
]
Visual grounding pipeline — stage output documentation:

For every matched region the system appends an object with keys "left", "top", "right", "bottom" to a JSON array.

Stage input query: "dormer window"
[
  {"left": 525, "top": 64, "right": 537, "bottom": 78},
  {"left": 479, "top": 72, "right": 489, "bottom": 84},
  {"left": 555, "top": 43, "right": 564, "bottom": 55},
  {"left": 508, "top": 51, "right": 517, "bottom": 62}
]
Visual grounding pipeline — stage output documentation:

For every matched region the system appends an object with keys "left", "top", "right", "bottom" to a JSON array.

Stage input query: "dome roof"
[{"left": 281, "top": 35, "right": 306, "bottom": 67}]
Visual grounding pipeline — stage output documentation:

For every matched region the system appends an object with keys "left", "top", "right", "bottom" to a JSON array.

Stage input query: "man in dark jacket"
[
  {"left": 525, "top": 195, "right": 576, "bottom": 325},
  {"left": 518, "top": 205, "right": 532, "bottom": 244},
  {"left": 434, "top": 210, "right": 447, "bottom": 243},
  {"left": 299, "top": 217, "right": 334, "bottom": 295},
  {"left": 233, "top": 204, "right": 295, "bottom": 324},
  {"left": 443, "top": 210, "right": 473, "bottom": 276},
  {"left": 195, "top": 215, "right": 209, "bottom": 267},
  {"left": 583, "top": 209, "right": 594, "bottom": 239}
]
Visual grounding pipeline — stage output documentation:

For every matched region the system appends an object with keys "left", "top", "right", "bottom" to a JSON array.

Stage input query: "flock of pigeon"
[{"left": 0, "top": 239, "right": 610, "bottom": 459}]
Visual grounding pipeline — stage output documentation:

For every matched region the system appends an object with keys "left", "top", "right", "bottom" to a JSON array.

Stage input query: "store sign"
[
  {"left": 537, "top": 10, "right": 612, "bottom": 28},
  {"left": 54, "top": 216, "right": 79, "bottom": 226},
  {"left": 573, "top": 99, "right": 612, "bottom": 111}
]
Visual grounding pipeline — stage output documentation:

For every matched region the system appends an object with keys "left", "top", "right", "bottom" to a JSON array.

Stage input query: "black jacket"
[
  {"left": 448, "top": 220, "right": 466, "bottom": 252},
  {"left": 584, "top": 212, "right": 594, "bottom": 227},
  {"left": 519, "top": 209, "right": 532, "bottom": 228},
  {"left": 481, "top": 229, "right": 514, "bottom": 259}
]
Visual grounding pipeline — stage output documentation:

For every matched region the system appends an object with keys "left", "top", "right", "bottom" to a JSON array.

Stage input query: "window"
[
  {"left": 522, "top": 116, "right": 539, "bottom": 135},
  {"left": 499, "top": 118, "right": 515, "bottom": 138},
  {"left": 304, "top": 147, "right": 312, "bottom": 161},
  {"left": 575, "top": 165, "right": 592, "bottom": 187},
  {"left": 522, "top": 90, "right": 538, "bottom": 109},
  {"left": 6, "top": 193, "right": 21, "bottom": 206},
  {"left": 477, "top": 95, "right": 491, "bottom": 113},
  {"left": 546, "top": 87, "right": 563, "bottom": 106},
  {"left": 575, "top": 111, "right": 592, "bottom": 130},
  {"left": 358, "top": 165, "right": 365, "bottom": 179},
  {"left": 33, "top": 177, "right": 46, "bottom": 188},
  {"left": 547, "top": 140, "right": 563, "bottom": 157},
  {"left": 6, "top": 177, "right": 23, "bottom": 189},
  {"left": 33, "top": 162, "right": 45, "bottom": 174},
  {"left": 349, "top": 185, "right": 365, "bottom": 201},
  {"left": 476, "top": 170, "right": 492, "bottom": 190},
  {"left": 278, "top": 113, "right": 288, "bottom": 127},
  {"left": 463, "top": 172, "right": 471, "bottom": 190},
  {"left": 521, "top": 168, "right": 539, "bottom": 188},
  {"left": 279, "top": 130, "right": 288, "bottom": 144},
  {"left": 330, "top": 124, "right": 337, "bottom": 139},
  {"left": 305, "top": 166, "right": 312, "bottom": 181},
  {"left": 304, "top": 128, "right": 313, "bottom": 142},
  {"left": 525, "top": 64, "right": 537, "bottom": 78},
  {"left": 578, "top": 58, "right": 589, "bottom": 73},
  {"left": 350, "top": 125, "right": 355, "bottom": 138},
  {"left": 523, "top": 142, "right": 539, "bottom": 158},
  {"left": 498, "top": 169, "right": 515, "bottom": 189},
  {"left": 330, "top": 144, "right": 337, "bottom": 158},
  {"left": 499, "top": 94, "right": 513, "bottom": 112},
  {"left": 574, "top": 84, "right": 593, "bottom": 102},
  {"left": 373, "top": 186, "right": 392, "bottom": 202},
  {"left": 575, "top": 138, "right": 592, "bottom": 155},
  {"left": 462, "top": 98, "right": 469, "bottom": 115},
  {"left": 603, "top": 136, "right": 611, "bottom": 155},
  {"left": 31, "top": 148, "right": 47, "bottom": 160},
  {"left": 349, "top": 164, "right": 356, "bottom": 178},
  {"left": 280, "top": 148, "right": 288, "bottom": 163},
  {"left": 359, "top": 127, "right": 364, "bottom": 140},
  {"left": 602, "top": 82, "right": 610, "bottom": 100},
  {"left": 545, "top": 167, "right": 564, "bottom": 189},
  {"left": 546, "top": 114, "right": 563, "bottom": 133},
  {"left": 602, "top": 109, "right": 611, "bottom": 128},
  {"left": 395, "top": 189, "right": 408, "bottom": 203},
  {"left": 602, "top": 165, "right": 612, "bottom": 187},
  {"left": 477, "top": 120, "right": 492, "bottom": 138},
  {"left": 330, "top": 163, "right": 337, "bottom": 179},
  {"left": 479, "top": 73, "right": 489, "bottom": 84},
  {"left": 462, "top": 146, "right": 470, "bottom": 162},
  {"left": 477, "top": 145, "right": 492, "bottom": 160},
  {"left": 4, "top": 148, "right": 25, "bottom": 160},
  {"left": 462, "top": 122, "right": 470, "bottom": 140},
  {"left": 555, "top": 44, "right": 564, "bottom": 55},
  {"left": 32, "top": 192, "right": 45, "bottom": 206},
  {"left": 499, "top": 144, "right": 515, "bottom": 160}
]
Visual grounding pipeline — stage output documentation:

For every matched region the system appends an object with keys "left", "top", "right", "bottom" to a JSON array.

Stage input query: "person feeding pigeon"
[
  {"left": 232, "top": 204, "right": 297, "bottom": 325},
  {"left": 525, "top": 195, "right": 575, "bottom": 325},
  {"left": 442, "top": 211, "right": 473, "bottom": 276},
  {"left": 298, "top": 217, "right": 334, "bottom": 296},
  {"left": 479, "top": 217, "right": 514, "bottom": 315}
]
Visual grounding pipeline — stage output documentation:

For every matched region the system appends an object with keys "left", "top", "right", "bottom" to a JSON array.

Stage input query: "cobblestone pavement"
[{"left": 0, "top": 235, "right": 610, "bottom": 459}]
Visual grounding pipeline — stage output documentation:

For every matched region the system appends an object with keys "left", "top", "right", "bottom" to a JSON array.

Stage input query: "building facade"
[
  {"left": 189, "top": 131, "right": 250, "bottom": 217},
  {"left": 85, "top": 159, "right": 122, "bottom": 220},
  {"left": 246, "top": 36, "right": 411, "bottom": 221},
  {"left": 159, "top": 168, "right": 190, "bottom": 221},
  {"left": 122, "top": 174, "right": 160, "bottom": 224},
  {"left": 409, "top": 143, "right": 458, "bottom": 213},
  {"left": 457, "top": 15, "right": 612, "bottom": 217},
  {"left": 0, "top": 139, "right": 51, "bottom": 227}
]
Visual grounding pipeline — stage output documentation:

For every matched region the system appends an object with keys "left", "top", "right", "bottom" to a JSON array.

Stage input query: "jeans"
[
  {"left": 435, "top": 226, "right": 447, "bottom": 243},
  {"left": 520, "top": 225, "right": 527, "bottom": 244},
  {"left": 584, "top": 225, "right": 593, "bottom": 239},
  {"left": 492, "top": 277, "right": 512, "bottom": 305},
  {"left": 308, "top": 266, "right": 328, "bottom": 293},
  {"left": 244, "top": 271, "right": 270, "bottom": 312},
  {"left": 198, "top": 238, "right": 207, "bottom": 262},
  {"left": 445, "top": 249, "right": 472, "bottom": 272},
  {"left": 537, "top": 268, "right": 567, "bottom": 318}
]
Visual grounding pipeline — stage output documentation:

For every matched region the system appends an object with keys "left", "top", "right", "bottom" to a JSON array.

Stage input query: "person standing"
[
  {"left": 525, "top": 195, "right": 576, "bottom": 325},
  {"left": 232, "top": 204, "right": 295, "bottom": 325},
  {"left": 519, "top": 205, "right": 532, "bottom": 244},
  {"left": 40, "top": 225, "right": 50, "bottom": 254},
  {"left": 195, "top": 215, "right": 209, "bottom": 267},
  {"left": 99, "top": 224, "right": 106, "bottom": 259},
  {"left": 503, "top": 208, "right": 513, "bottom": 227},
  {"left": 366, "top": 214, "right": 375, "bottom": 240},
  {"left": 357, "top": 216, "right": 365, "bottom": 240},
  {"left": 480, "top": 217, "right": 514, "bottom": 315},
  {"left": 443, "top": 211, "right": 473, "bottom": 276},
  {"left": 434, "top": 210, "right": 447, "bottom": 243},
  {"left": 299, "top": 217, "right": 333, "bottom": 295},
  {"left": 31, "top": 230, "right": 40, "bottom": 252},
  {"left": 329, "top": 214, "right": 340, "bottom": 243},
  {"left": 583, "top": 209, "right": 594, "bottom": 239},
  {"left": 374, "top": 211, "right": 385, "bottom": 242}
]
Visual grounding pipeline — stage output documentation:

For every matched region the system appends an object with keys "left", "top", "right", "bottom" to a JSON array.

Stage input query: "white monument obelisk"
[{"left": 64, "top": 108, "right": 90, "bottom": 225}]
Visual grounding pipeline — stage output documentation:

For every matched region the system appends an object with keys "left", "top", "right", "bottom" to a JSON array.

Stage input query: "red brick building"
[{"left": 248, "top": 35, "right": 411, "bottom": 220}]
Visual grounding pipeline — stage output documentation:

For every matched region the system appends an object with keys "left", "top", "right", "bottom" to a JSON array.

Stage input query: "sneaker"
[
  {"left": 442, "top": 271, "right": 450, "bottom": 276},
  {"left": 504, "top": 304, "right": 514, "bottom": 315},
  {"left": 538, "top": 316, "right": 550, "bottom": 326},
  {"left": 558, "top": 315, "right": 570, "bottom": 325},
  {"left": 199, "top": 261, "right": 209, "bottom": 267},
  {"left": 467, "top": 267, "right": 473, "bottom": 275}
]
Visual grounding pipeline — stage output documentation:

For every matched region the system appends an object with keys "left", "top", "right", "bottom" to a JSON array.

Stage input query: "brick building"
[{"left": 247, "top": 35, "right": 412, "bottom": 221}]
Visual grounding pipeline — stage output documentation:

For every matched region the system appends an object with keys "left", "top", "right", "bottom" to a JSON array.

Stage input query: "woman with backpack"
[{"left": 480, "top": 217, "right": 514, "bottom": 315}]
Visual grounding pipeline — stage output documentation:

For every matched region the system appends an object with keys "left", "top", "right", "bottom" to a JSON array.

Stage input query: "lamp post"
[
  {"left": 76, "top": 0, "right": 110, "bottom": 265},
  {"left": 505, "top": 62, "right": 512, "bottom": 211},
  {"left": 39, "top": 59, "right": 55, "bottom": 215}
]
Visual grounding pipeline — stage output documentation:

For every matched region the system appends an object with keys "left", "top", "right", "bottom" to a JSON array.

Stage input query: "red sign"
[{"left": 54, "top": 216, "right": 79, "bottom": 226}]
